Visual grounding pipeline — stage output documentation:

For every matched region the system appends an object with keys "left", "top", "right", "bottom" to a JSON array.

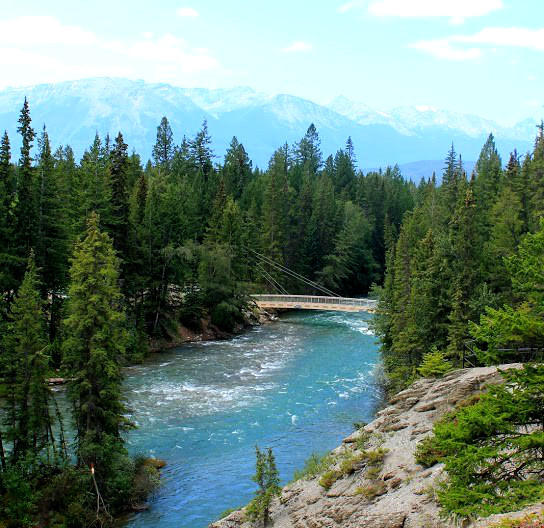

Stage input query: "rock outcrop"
[{"left": 210, "top": 364, "right": 533, "bottom": 528}]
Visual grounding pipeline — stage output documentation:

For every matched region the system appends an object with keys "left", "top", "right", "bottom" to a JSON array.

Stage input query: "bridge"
[
  {"left": 251, "top": 294, "right": 377, "bottom": 313},
  {"left": 247, "top": 247, "right": 378, "bottom": 313}
]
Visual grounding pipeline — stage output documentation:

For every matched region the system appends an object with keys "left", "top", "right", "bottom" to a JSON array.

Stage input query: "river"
[{"left": 122, "top": 309, "right": 380, "bottom": 528}]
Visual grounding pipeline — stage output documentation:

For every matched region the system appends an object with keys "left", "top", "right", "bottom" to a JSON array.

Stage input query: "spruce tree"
[
  {"left": 188, "top": 119, "right": 214, "bottom": 180},
  {"left": 247, "top": 446, "right": 281, "bottom": 527},
  {"left": 77, "top": 134, "right": 112, "bottom": 236},
  {"left": 62, "top": 213, "right": 131, "bottom": 485},
  {"left": 295, "top": 123, "right": 322, "bottom": 175},
  {"left": 0, "top": 131, "right": 18, "bottom": 301},
  {"left": 223, "top": 136, "right": 252, "bottom": 199},
  {"left": 528, "top": 122, "right": 544, "bottom": 228},
  {"left": 16, "top": 98, "right": 36, "bottom": 274},
  {"left": 152, "top": 116, "right": 174, "bottom": 173},
  {"left": 34, "top": 126, "right": 67, "bottom": 298},
  {"left": 2, "top": 253, "right": 56, "bottom": 463},
  {"left": 109, "top": 132, "right": 130, "bottom": 258}
]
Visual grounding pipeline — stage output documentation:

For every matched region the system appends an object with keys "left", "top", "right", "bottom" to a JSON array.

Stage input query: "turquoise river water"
[{"left": 122, "top": 310, "right": 380, "bottom": 528}]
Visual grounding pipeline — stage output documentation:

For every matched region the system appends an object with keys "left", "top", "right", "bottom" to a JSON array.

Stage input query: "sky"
[{"left": 1, "top": 0, "right": 543, "bottom": 126}]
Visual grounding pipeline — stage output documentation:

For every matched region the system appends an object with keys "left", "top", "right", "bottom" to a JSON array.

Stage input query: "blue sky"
[{"left": 1, "top": 0, "right": 542, "bottom": 125}]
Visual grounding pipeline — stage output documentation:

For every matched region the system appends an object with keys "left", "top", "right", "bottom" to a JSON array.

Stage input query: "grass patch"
[
  {"left": 292, "top": 452, "right": 335, "bottom": 482},
  {"left": 318, "top": 448, "right": 390, "bottom": 490},
  {"left": 218, "top": 507, "right": 240, "bottom": 520},
  {"left": 489, "top": 512, "right": 544, "bottom": 528},
  {"left": 319, "top": 470, "right": 340, "bottom": 490},
  {"left": 355, "top": 482, "right": 387, "bottom": 500}
]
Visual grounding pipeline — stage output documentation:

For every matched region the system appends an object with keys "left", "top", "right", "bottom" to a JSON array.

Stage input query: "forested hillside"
[
  {"left": 375, "top": 123, "right": 544, "bottom": 392},
  {"left": 1, "top": 94, "right": 542, "bottom": 526},
  {"left": 0, "top": 98, "right": 414, "bottom": 526}
]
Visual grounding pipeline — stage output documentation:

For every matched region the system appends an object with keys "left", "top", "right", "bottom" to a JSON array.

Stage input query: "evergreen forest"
[{"left": 1, "top": 95, "right": 543, "bottom": 526}]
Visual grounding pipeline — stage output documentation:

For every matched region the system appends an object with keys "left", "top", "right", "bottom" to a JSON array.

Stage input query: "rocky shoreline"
[
  {"left": 148, "top": 308, "right": 278, "bottom": 353},
  {"left": 211, "top": 364, "right": 542, "bottom": 528}
]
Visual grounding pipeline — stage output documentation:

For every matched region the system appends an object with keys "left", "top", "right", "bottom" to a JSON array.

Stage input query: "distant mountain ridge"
[{"left": 0, "top": 77, "right": 538, "bottom": 176}]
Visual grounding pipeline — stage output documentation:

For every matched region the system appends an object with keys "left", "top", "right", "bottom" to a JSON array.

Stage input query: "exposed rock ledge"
[{"left": 210, "top": 363, "right": 540, "bottom": 528}]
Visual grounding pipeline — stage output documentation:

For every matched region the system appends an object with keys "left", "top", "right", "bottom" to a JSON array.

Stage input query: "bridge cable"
[
  {"left": 251, "top": 250, "right": 338, "bottom": 297},
  {"left": 254, "top": 261, "right": 290, "bottom": 295},
  {"left": 246, "top": 247, "right": 340, "bottom": 297}
]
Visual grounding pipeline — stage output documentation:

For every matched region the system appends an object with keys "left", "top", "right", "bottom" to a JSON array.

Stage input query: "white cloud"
[
  {"left": 369, "top": 0, "right": 502, "bottom": 18},
  {"left": 338, "top": 0, "right": 502, "bottom": 23},
  {"left": 337, "top": 1, "right": 365, "bottom": 13},
  {"left": 457, "top": 27, "right": 544, "bottom": 51},
  {"left": 0, "top": 16, "right": 221, "bottom": 89},
  {"left": 176, "top": 7, "right": 199, "bottom": 17},
  {"left": 112, "top": 34, "right": 217, "bottom": 72},
  {"left": 411, "top": 27, "right": 544, "bottom": 61},
  {"left": 0, "top": 16, "right": 96, "bottom": 46},
  {"left": 0, "top": 47, "right": 132, "bottom": 89},
  {"left": 282, "top": 41, "right": 313, "bottom": 53},
  {"left": 410, "top": 38, "right": 482, "bottom": 60}
]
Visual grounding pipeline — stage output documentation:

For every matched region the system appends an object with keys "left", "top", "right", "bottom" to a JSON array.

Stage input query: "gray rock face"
[{"left": 210, "top": 364, "right": 530, "bottom": 528}]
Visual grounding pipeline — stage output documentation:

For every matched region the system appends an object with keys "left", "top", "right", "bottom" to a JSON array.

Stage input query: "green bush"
[
  {"left": 417, "top": 348, "right": 453, "bottom": 378},
  {"left": 355, "top": 481, "right": 387, "bottom": 500},
  {"left": 246, "top": 446, "right": 281, "bottom": 527},
  {"left": 292, "top": 452, "right": 334, "bottom": 482},
  {"left": 210, "top": 301, "right": 242, "bottom": 332},
  {"left": 415, "top": 364, "right": 544, "bottom": 520},
  {"left": 318, "top": 470, "right": 340, "bottom": 490}
]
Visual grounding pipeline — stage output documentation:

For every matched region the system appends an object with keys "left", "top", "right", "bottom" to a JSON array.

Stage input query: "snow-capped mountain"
[
  {"left": 0, "top": 78, "right": 538, "bottom": 175},
  {"left": 328, "top": 95, "right": 535, "bottom": 144}
]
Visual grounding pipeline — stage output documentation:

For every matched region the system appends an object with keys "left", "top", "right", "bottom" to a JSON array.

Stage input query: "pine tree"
[
  {"left": 16, "top": 98, "right": 36, "bottom": 274},
  {"left": 261, "top": 149, "right": 290, "bottom": 271},
  {"left": 295, "top": 123, "right": 322, "bottom": 175},
  {"left": 62, "top": 213, "right": 131, "bottom": 483},
  {"left": 34, "top": 126, "right": 67, "bottom": 297},
  {"left": 247, "top": 446, "right": 281, "bottom": 527},
  {"left": 528, "top": 122, "right": 544, "bottom": 228},
  {"left": 2, "top": 253, "right": 57, "bottom": 463},
  {"left": 334, "top": 149, "right": 356, "bottom": 198},
  {"left": 223, "top": 136, "right": 252, "bottom": 199},
  {"left": 0, "top": 131, "right": 18, "bottom": 301},
  {"left": 447, "top": 181, "right": 480, "bottom": 358},
  {"left": 346, "top": 136, "right": 356, "bottom": 166},
  {"left": 109, "top": 132, "right": 130, "bottom": 257},
  {"left": 441, "top": 144, "right": 463, "bottom": 219},
  {"left": 77, "top": 134, "right": 112, "bottom": 236},
  {"left": 152, "top": 117, "right": 174, "bottom": 173},
  {"left": 188, "top": 119, "right": 214, "bottom": 180}
]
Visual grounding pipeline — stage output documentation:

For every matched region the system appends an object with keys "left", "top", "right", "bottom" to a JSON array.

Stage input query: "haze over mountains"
[{"left": 0, "top": 77, "right": 539, "bottom": 178}]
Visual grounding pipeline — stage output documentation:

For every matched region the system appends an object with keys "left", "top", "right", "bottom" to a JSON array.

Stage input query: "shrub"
[
  {"left": 417, "top": 347, "right": 453, "bottom": 378},
  {"left": 416, "top": 364, "right": 544, "bottom": 519},
  {"left": 355, "top": 482, "right": 387, "bottom": 500},
  {"left": 319, "top": 470, "right": 340, "bottom": 490},
  {"left": 131, "top": 456, "right": 161, "bottom": 506},
  {"left": 292, "top": 452, "right": 334, "bottom": 482},
  {"left": 355, "top": 431, "right": 372, "bottom": 451},
  {"left": 246, "top": 446, "right": 281, "bottom": 527},
  {"left": 339, "top": 453, "right": 365, "bottom": 476},
  {"left": 365, "top": 465, "right": 382, "bottom": 480},
  {"left": 489, "top": 512, "right": 544, "bottom": 528},
  {"left": 218, "top": 507, "right": 239, "bottom": 520}
]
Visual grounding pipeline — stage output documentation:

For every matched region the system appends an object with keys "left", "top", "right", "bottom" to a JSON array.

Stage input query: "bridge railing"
[{"left": 250, "top": 294, "right": 377, "bottom": 309}]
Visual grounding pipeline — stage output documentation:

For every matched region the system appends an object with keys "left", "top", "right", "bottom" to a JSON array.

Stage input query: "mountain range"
[{"left": 0, "top": 77, "right": 539, "bottom": 178}]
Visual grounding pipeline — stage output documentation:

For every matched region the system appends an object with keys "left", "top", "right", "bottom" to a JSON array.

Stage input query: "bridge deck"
[{"left": 251, "top": 294, "right": 377, "bottom": 313}]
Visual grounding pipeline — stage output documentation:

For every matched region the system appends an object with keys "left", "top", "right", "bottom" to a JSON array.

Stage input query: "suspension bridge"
[{"left": 247, "top": 248, "right": 377, "bottom": 313}]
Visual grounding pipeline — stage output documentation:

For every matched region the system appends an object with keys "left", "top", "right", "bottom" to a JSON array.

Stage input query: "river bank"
[
  {"left": 147, "top": 307, "right": 278, "bottom": 353},
  {"left": 211, "top": 363, "right": 542, "bottom": 528}
]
